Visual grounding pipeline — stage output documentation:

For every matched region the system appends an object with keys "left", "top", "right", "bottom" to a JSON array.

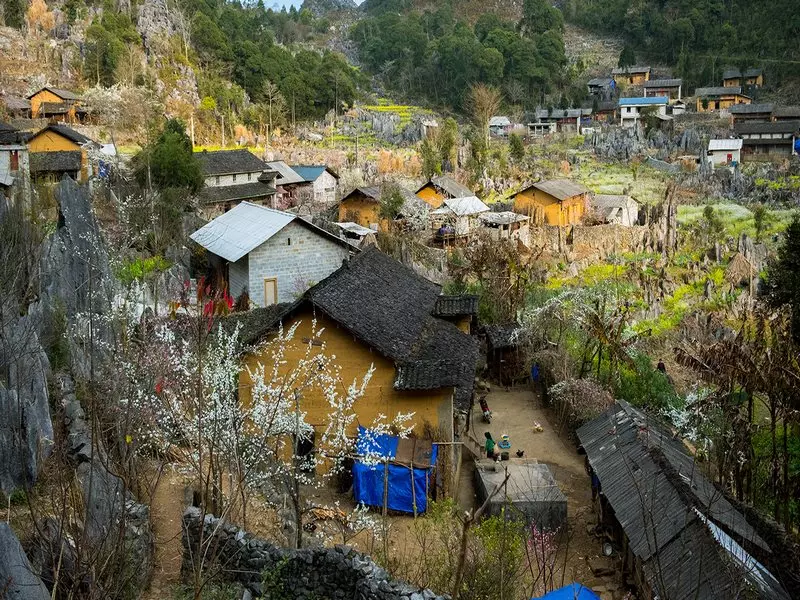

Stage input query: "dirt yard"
[{"left": 467, "top": 386, "right": 614, "bottom": 594}]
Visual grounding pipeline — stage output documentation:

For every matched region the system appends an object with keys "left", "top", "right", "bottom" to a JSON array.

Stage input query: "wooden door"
[{"left": 263, "top": 277, "right": 278, "bottom": 306}]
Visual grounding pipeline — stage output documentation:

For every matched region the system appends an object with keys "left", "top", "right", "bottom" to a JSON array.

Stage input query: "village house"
[
  {"left": 611, "top": 66, "right": 651, "bottom": 86},
  {"left": 723, "top": 68, "right": 764, "bottom": 89},
  {"left": 694, "top": 86, "right": 751, "bottom": 112},
  {"left": 333, "top": 222, "right": 377, "bottom": 249},
  {"left": 511, "top": 179, "right": 590, "bottom": 226},
  {"left": 26, "top": 124, "right": 96, "bottom": 183},
  {"left": 643, "top": 78, "right": 682, "bottom": 101},
  {"left": 0, "top": 123, "right": 29, "bottom": 190},
  {"left": 706, "top": 138, "right": 743, "bottom": 168},
  {"left": 618, "top": 97, "right": 668, "bottom": 128},
  {"left": 592, "top": 194, "right": 639, "bottom": 226},
  {"left": 734, "top": 120, "right": 799, "bottom": 159},
  {"left": 235, "top": 247, "right": 479, "bottom": 465},
  {"left": 478, "top": 211, "right": 530, "bottom": 243},
  {"left": 729, "top": 103, "right": 775, "bottom": 124},
  {"left": 1, "top": 95, "right": 31, "bottom": 119},
  {"left": 27, "top": 87, "right": 86, "bottom": 123},
  {"left": 578, "top": 400, "right": 790, "bottom": 600},
  {"left": 194, "top": 149, "right": 278, "bottom": 217},
  {"left": 527, "top": 121, "right": 557, "bottom": 137},
  {"left": 338, "top": 184, "right": 427, "bottom": 231},
  {"left": 591, "top": 101, "right": 618, "bottom": 124},
  {"left": 431, "top": 196, "right": 490, "bottom": 242},
  {"left": 189, "top": 201, "right": 355, "bottom": 306},
  {"left": 416, "top": 175, "right": 473, "bottom": 209},
  {"left": 772, "top": 106, "right": 800, "bottom": 122},
  {"left": 265, "top": 160, "right": 305, "bottom": 207},
  {"left": 587, "top": 77, "right": 615, "bottom": 99},
  {"left": 489, "top": 116, "right": 511, "bottom": 137},
  {"left": 532, "top": 108, "right": 592, "bottom": 133},
  {"left": 291, "top": 165, "right": 339, "bottom": 204}
]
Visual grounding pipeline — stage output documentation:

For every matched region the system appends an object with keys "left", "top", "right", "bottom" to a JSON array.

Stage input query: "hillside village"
[{"left": 1, "top": 0, "right": 800, "bottom": 600}]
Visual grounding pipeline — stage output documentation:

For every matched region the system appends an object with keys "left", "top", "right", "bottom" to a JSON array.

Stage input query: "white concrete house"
[
  {"left": 291, "top": 165, "right": 339, "bottom": 204},
  {"left": 0, "top": 123, "right": 29, "bottom": 190},
  {"left": 618, "top": 97, "right": 669, "bottom": 128},
  {"left": 707, "top": 139, "right": 743, "bottom": 168},
  {"left": 592, "top": 195, "right": 640, "bottom": 227},
  {"left": 190, "top": 202, "right": 355, "bottom": 307}
]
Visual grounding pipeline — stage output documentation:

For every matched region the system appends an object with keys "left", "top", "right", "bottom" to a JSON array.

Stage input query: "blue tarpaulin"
[
  {"left": 352, "top": 427, "right": 438, "bottom": 514},
  {"left": 534, "top": 583, "right": 600, "bottom": 600}
]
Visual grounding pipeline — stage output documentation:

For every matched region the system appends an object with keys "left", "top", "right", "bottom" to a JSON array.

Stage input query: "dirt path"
[
  {"left": 142, "top": 468, "right": 186, "bottom": 600},
  {"left": 469, "top": 387, "right": 601, "bottom": 587}
]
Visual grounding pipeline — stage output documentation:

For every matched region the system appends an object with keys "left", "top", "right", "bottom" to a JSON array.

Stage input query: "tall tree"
[
  {"left": 618, "top": 44, "right": 636, "bottom": 68},
  {"left": 768, "top": 215, "right": 800, "bottom": 341},
  {"left": 467, "top": 83, "right": 502, "bottom": 148}
]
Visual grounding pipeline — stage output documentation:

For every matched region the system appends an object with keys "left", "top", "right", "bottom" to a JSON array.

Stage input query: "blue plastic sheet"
[
  {"left": 534, "top": 583, "right": 601, "bottom": 600},
  {"left": 352, "top": 427, "right": 438, "bottom": 514}
]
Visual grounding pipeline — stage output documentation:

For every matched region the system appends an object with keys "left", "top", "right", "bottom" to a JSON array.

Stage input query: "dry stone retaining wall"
[{"left": 182, "top": 507, "right": 449, "bottom": 600}]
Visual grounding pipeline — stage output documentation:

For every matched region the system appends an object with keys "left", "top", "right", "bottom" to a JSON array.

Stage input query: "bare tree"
[{"left": 467, "top": 84, "right": 502, "bottom": 148}]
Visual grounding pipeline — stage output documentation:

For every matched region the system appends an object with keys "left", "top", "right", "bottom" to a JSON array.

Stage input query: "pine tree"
[{"left": 768, "top": 215, "right": 800, "bottom": 341}]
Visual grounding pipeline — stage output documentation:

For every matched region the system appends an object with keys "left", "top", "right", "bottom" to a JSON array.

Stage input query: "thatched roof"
[{"left": 725, "top": 252, "right": 755, "bottom": 286}]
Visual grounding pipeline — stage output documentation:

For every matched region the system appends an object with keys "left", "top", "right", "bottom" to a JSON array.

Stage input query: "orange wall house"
[
  {"left": 612, "top": 66, "right": 651, "bottom": 86},
  {"left": 415, "top": 175, "right": 474, "bottom": 209},
  {"left": 28, "top": 87, "right": 83, "bottom": 123},
  {"left": 695, "top": 87, "right": 751, "bottom": 112},
  {"left": 512, "top": 180, "right": 590, "bottom": 226},
  {"left": 239, "top": 311, "right": 454, "bottom": 440},
  {"left": 26, "top": 125, "right": 93, "bottom": 182},
  {"left": 338, "top": 188, "right": 382, "bottom": 229}
]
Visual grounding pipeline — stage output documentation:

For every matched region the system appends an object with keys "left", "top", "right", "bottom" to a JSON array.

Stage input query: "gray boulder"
[
  {"left": 0, "top": 523, "right": 50, "bottom": 599},
  {"left": 0, "top": 315, "right": 54, "bottom": 495}
]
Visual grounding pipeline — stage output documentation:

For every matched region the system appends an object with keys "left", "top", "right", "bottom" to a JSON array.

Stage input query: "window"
[
  {"left": 248, "top": 172, "right": 252, "bottom": 181},
  {"left": 287, "top": 237, "right": 291, "bottom": 246},
  {"left": 233, "top": 174, "right": 237, "bottom": 183},
  {"left": 215, "top": 176, "right": 220, "bottom": 185}
]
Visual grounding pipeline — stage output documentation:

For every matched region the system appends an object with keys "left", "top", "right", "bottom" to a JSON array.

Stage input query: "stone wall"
[
  {"left": 529, "top": 224, "right": 649, "bottom": 260},
  {"left": 247, "top": 220, "right": 351, "bottom": 306},
  {"left": 182, "top": 507, "right": 449, "bottom": 600}
]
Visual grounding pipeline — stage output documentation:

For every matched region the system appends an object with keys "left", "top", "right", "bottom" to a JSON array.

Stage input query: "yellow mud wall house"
[
  {"left": 26, "top": 124, "right": 93, "bottom": 183},
  {"left": 27, "top": 87, "right": 83, "bottom": 123},
  {"left": 235, "top": 248, "right": 479, "bottom": 450},
  {"left": 612, "top": 66, "right": 651, "bottom": 86},
  {"left": 695, "top": 87, "right": 752, "bottom": 112},
  {"left": 415, "top": 175, "right": 474, "bottom": 209},
  {"left": 338, "top": 187, "right": 382, "bottom": 229},
  {"left": 512, "top": 180, "right": 590, "bottom": 226}
]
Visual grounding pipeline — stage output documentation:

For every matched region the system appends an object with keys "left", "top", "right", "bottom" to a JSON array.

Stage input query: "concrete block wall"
[{"left": 247, "top": 220, "right": 350, "bottom": 306}]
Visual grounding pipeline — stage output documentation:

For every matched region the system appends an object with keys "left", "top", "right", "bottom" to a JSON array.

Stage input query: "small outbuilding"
[
  {"left": 475, "top": 462, "right": 567, "bottom": 530},
  {"left": 479, "top": 211, "right": 530, "bottom": 242},
  {"left": 707, "top": 138, "right": 743, "bottom": 168},
  {"left": 592, "top": 194, "right": 639, "bottom": 226},
  {"left": 431, "top": 196, "right": 490, "bottom": 240},
  {"left": 489, "top": 116, "right": 512, "bottom": 137}
]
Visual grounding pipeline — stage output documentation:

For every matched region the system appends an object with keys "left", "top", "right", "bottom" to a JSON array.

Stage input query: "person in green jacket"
[{"left": 484, "top": 432, "right": 496, "bottom": 459}]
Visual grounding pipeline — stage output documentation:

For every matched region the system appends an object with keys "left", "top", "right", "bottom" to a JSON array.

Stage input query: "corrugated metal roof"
[
  {"left": 335, "top": 221, "right": 374, "bottom": 236},
  {"left": 577, "top": 401, "right": 789, "bottom": 600},
  {"left": 619, "top": 96, "right": 668, "bottom": 106},
  {"left": 489, "top": 116, "right": 511, "bottom": 126},
  {"left": 695, "top": 86, "right": 742, "bottom": 97},
  {"left": 479, "top": 211, "right": 529, "bottom": 225},
  {"left": 708, "top": 139, "right": 743, "bottom": 151},
  {"left": 190, "top": 201, "right": 295, "bottom": 262},
  {"left": 266, "top": 160, "right": 305, "bottom": 185},
  {"left": 588, "top": 77, "right": 614, "bottom": 87},
  {"left": 434, "top": 196, "right": 489, "bottom": 217},
  {"left": 593, "top": 194, "right": 635, "bottom": 209},
  {"left": 291, "top": 165, "right": 338, "bottom": 182}
]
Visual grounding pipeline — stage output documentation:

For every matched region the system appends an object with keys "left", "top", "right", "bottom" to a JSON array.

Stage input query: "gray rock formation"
[
  {"left": 182, "top": 507, "right": 449, "bottom": 600},
  {"left": 0, "top": 315, "right": 54, "bottom": 495},
  {"left": 0, "top": 523, "right": 50, "bottom": 600},
  {"left": 302, "top": 0, "right": 357, "bottom": 17}
]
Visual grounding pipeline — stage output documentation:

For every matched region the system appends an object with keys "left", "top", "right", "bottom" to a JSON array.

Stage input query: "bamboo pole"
[{"left": 410, "top": 460, "right": 417, "bottom": 519}]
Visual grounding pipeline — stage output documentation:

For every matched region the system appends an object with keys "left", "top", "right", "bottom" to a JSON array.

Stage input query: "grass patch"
[{"left": 678, "top": 203, "right": 795, "bottom": 241}]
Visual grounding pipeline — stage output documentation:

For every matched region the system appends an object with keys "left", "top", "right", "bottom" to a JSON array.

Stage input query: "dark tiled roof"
[
  {"left": 729, "top": 103, "right": 774, "bottom": 114},
  {"left": 417, "top": 175, "right": 473, "bottom": 199},
  {"left": 433, "top": 295, "right": 478, "bottom": 317},
  {"left": 197, "top": 181, "right": 277, "bottom": 205},
  {"left": 643, "top": 78, "right": 682, "bottom": 88},
  {"left": 578, "top": 401, "right": 789, "bottom": 600},
  {"left": 29, "top": 150, "right": 81, "bottom": 173},
  {"left": 517, "top": 179, "right": 589, "bottom": 202},
  {"left": 219, "top": 303, "right": 296, "bottom": 348},
  {"left": 195, "top": 149, "right": 266, "bottom": 176},
  {"left": 484, "top": 324, "right": 519, "bottom": 350},
  {"left": 734, "top": 120, "right": 800, "bottom": 135},
  {"left": 0, "top": 123, "right": 21, "bottom": 144},
  {"left": 773, "top": 106, "right": 800, "bottom": 119},
  {"left": 32, "top": 124, "right": 92, "bottom": 145},
  {"left": 2, "top": 96, "right": 30, "bottom": 111},
  {"left": 612, "top": 66, "right": 651, "bottom": 75},
  {"left": 307, "top": 248, "right": 478, "bottom": 409},
  {"left": 722, "top": 68, "right": 741, "bottom": 80},
  {"left": 588, "top": 77, "right": 614, "bottom": 87},
  {"left": 695, "top": 86, "right": 742, "bottom": 97},
  {"left": 40, "top": 102, "right": 71, "bottom": 114},
  {"left": 28, "top": 86, "right": 81, "bottom": 101}
]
